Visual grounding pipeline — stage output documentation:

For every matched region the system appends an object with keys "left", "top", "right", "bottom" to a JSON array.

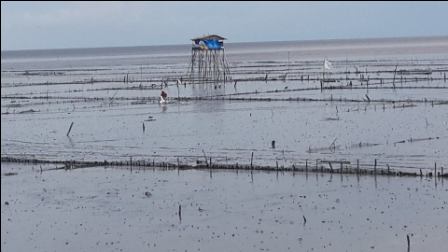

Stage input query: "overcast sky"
[{"left": 2, "top": 1, "right": 448, "bottom": 51}]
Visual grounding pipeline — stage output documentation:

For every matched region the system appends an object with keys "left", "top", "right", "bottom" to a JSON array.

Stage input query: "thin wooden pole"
[
  {"left": 66, "top": 122, "right": 74, "bottom": 136},
  {"left": 250, "top": 152, "right": 254, "bottom": 169}
]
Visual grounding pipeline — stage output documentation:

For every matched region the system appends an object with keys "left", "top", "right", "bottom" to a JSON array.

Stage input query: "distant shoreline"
[{"left": 2, "top": 35, "right": 447, "bottom": 54}]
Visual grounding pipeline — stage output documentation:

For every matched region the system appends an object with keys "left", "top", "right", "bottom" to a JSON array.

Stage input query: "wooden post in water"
[
  {"left": 392, "top": 65, "right": 398, "bottom": 89},
  {"left": 66, "top": 122, "right": 74, "bottom": 136},
  {"left": 250, "top": 152, "right": 254, "bottom": 169},
  {"left": 357, "top": 159, "right": 360, "bottom": 174},
  {"left": 374, "top": 159, "right": 377, "bottom": 174},
  {"left": 406, "top": 234, "right": 410, "bottom": 252},
  {"left": 435, "top": 162, "right": 437, "bottom": 178},
  {"left": 202, "top": 150, "right": 208, "bottom": 167}
]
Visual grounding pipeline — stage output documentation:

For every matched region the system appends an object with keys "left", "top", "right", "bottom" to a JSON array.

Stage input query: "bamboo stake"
[
  {"left": 250, "top": 152, "right": 254, "bottom": 169},
  {"left": 66, "top": 122, "right": 74, "bottom": 136}
]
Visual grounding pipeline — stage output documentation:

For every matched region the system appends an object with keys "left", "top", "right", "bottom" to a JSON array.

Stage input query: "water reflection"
[
  {"left": 191, "top": 80, "right": 226, "bottom": 97},
  {"left": 160, "top": 104, "right": 168, "bottom": 113}
]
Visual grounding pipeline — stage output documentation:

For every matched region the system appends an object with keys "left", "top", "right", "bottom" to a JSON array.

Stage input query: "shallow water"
[
  {"left": 1, "top": 163, "right": 447, "bottom": 252},
  {"left": 2, "top": 37, "right": 448, "bottom": 251},
  {"left": 2, "top": 37, "right": 448, "bottom": 171},
  {"left": 2, "top": 97, "right": 447, "bottom": 171}
]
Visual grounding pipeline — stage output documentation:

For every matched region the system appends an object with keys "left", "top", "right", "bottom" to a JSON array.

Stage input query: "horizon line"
[{"left": 2, "top": 34, "right": 448, "bottom": 53}]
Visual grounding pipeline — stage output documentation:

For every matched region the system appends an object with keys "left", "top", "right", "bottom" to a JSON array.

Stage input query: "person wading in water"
[{"left": 160, "top": 90, "right": 168, "bottom": 104}]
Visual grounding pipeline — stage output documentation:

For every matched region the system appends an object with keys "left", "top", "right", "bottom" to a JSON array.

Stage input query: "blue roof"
[{"left": 203, "top": 39, "right": 222, "bottom": 49}]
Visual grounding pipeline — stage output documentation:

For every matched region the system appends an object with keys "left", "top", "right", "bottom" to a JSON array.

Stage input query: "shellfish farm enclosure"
[{"left": 2, "top": 36, "right": 448, "bottom": 251}]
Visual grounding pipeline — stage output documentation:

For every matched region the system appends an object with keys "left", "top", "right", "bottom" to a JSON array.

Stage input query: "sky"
[{"left": 1, "top": 1, "right": 448, "bottom": 51}]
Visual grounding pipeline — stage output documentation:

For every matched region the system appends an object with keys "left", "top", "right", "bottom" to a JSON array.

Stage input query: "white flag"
[{"left": 324, "top": 59, "right": 333, "bottom": 70}]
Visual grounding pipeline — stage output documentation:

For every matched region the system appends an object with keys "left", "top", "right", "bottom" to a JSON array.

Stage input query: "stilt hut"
[{"left": 187, "top": 34, "right": 231, "bottom": 83}]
